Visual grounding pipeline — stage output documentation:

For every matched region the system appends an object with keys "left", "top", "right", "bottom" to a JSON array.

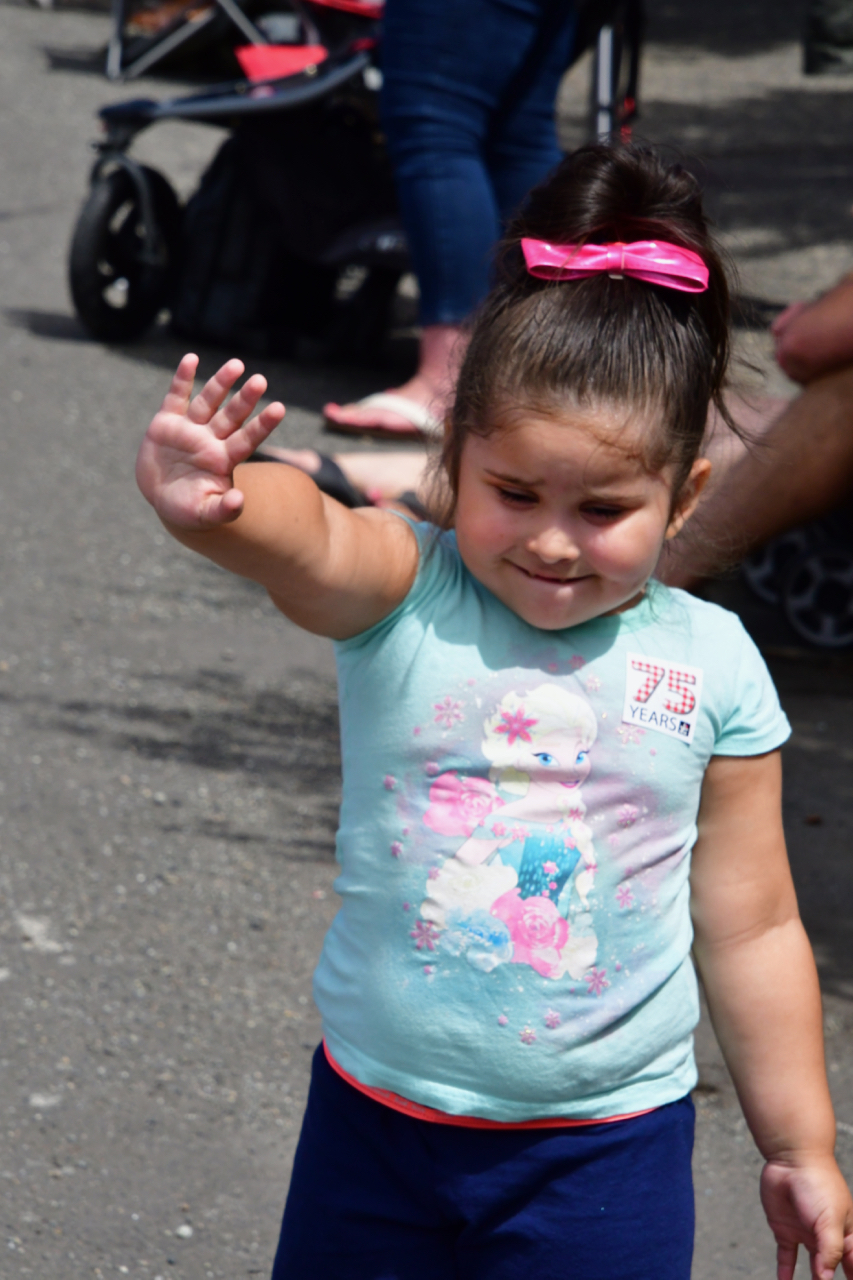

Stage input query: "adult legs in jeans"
[{"left": 323, "top": 0, "right": 578, "bottom": 436}]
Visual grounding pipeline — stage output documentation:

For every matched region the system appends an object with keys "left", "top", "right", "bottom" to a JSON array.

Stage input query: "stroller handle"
[{"left": 98, "top": 48, "right": 371, "bottom": 135}]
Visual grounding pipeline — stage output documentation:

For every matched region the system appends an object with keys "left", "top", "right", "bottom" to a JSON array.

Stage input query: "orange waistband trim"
[{"left": 323, "top": 1041, "right": 654, "bottom": 1130}]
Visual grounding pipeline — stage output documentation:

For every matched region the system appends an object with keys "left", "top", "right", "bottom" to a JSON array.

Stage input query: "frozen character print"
[{"left": 420, "top": 684, "right": 600, "bottom": 979}]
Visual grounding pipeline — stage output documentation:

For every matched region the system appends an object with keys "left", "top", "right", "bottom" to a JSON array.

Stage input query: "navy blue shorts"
[{"left": 271, "top": 1047, "right": 695, "bottom": 1280}]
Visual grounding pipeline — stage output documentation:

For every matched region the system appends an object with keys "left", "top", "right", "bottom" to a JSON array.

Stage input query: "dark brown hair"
[{"left": 439, "top": 143, "right": 735, "bottom": 519}]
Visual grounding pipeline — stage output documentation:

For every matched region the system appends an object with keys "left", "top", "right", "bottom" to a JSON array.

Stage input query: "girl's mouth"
[{"left": 513, "top": 564, "right": 590, "bottom": 585}]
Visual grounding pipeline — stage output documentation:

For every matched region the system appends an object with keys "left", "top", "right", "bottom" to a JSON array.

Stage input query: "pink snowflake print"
[
  {"left": 391, "top": 841, "right": 403, "bottom": 858},
  {"left": 425, "top": 761, "right": 441, "bottom": 776},
  {"left": 403, "top": 902, "right": 411, "bottom": 912},
  {"left": 413, "top": 726, "right": 422, "bottom": 736},
  {"left": 615, "top": 962, "right": 622, "bottom": 972},
  {"left": 423, "top": 964, "right": 436, "bottom": 976},
  {"left": 548, "top": 882, "right": 557, "bottom": 891},
  {"left": 616, "top": 884, "right": 634, "bottom": 909},
  {"left": 519, "top": 1027, "right": 537, "bottom": 1045},
  {"left": 411, "top": 920, "right": 441, "bottom": 951},
  {"left": 434, "top": 696, "right": 465, "bottom": 728},
  {"left": 547, "top": 662, "right": 558, "bottom": 673},
  {"left": 384, "top": 775, "right": 397, "bottom": 791},
  {"left": 428, "top": 866, "right": 440, "bottom": 880},
  {"left": 567, "top": 807, "right": 583, "bottom": 822},
  {"left": 649, "top": 748, "right": 657, "bottom": 757},
  {"left": 563, "top": 833, "right": 576, "bottom": 850},
  {"left": 585, "top": 674, "right": 601, "bottom": 693},
  {"left": 618, "top": 804, "right": 639, "bottom": 828},
  {"left": 617, "top": 725, "right": 645, "bottom": 747},
  {"left": 585, "top": 967, "right": 610, "bottom": 997},
  {"left": 492, "top": 821, "right": 507, "bottom": 837},
  {"left": 542, "top": 860, "right": 558, "bottom": 875},
  {"left": 510, "top": 824, "right": 530, "bottom": 842},
  {"left": 494, "top": 706, "right": 538, "bottom": 746},
  {"left": 498, "top": 1014, "right": 508, "bottom": 1026},
  {"left": 544, "top": 1009, "right": 561, "bottom": 1029},
  {"left": 570, "top": 654, "right": 586, "bottom": 670}
]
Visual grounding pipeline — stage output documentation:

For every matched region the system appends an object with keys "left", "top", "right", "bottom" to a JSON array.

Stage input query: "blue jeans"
[
  {"left": 271, "top": 1045, "right": 696, "bottom": 1279},
  {"left": 381, "top": 0, "right": 579, "bottom": 325}
]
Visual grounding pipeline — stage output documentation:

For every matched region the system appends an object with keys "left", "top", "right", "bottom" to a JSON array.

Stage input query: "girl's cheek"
[{"left": 601, "top": 520, "right": 663, "bottom": 575}]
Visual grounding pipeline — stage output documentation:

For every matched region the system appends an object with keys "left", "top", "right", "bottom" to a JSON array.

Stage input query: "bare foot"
[
  {"left": 323, "top": 324, "right": 466, "bottom": 437},
  {"left": 324, "top": 374, "right": 446, "bottom": 438},
  {"left": 254, "top": 445, "right": 429, "bottom": 504}
]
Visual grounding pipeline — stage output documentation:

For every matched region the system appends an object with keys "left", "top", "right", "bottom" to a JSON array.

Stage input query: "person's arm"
[
  {"left": 773, "top": 272, "right": 853, "bottom": 384},
  {"left": 691, "top": 752, "right": 853, "bottom": 1280},
  {"left": 135, "top": 354, "right": 419, "bottom": 639}
]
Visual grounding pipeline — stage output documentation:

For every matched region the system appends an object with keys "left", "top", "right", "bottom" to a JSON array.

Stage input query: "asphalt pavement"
[{"left": 1, "top": 0, "right": 853, "bottom": 1276}]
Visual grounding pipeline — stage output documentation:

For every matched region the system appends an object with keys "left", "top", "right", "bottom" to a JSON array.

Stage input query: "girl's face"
[{"left": 454, "top": 404, "right": 709, "bottom": 631}]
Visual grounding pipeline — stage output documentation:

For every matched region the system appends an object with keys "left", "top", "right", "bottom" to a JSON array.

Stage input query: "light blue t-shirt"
[{"left": 314, "top": 524, "right": 790, "bottom": 1122}]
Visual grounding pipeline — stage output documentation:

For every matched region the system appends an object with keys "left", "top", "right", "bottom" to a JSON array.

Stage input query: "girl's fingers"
[
  {"left": 187, "top": 358, "right": 246, "bottom": 425},
  {"left": 226, "top": 401, "right": 286, "bottom": 461},
  {"left": 200, "top": 487, "right": 245, "bottom": 526},
  {"left": 160, "top": 352, "right": 200, "bottom": 416},
  {"left": 214, "top": 372, "right": 270, "bottom": 438},
  {"left": 776, "top": 1241, "right": 797, "bottom": 1280}
]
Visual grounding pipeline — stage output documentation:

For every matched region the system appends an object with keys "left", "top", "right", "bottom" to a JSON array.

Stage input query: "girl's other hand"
[
  {"left": 760, "top": 1155, "right": 853, "bottom": 1280},
  {"left": 136, "top": 353, "right": 286, "bottom": 529}
]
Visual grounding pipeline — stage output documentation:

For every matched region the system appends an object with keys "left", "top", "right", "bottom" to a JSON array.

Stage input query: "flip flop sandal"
[
  {"left": 247, "top": 450, "right": 371, "bottom": 509},
  {"left": 323, "top": 392, "right": 443, "bottom": 440},
  {"left": 397, "top": 490, "right": 431, "bottom": 521}
]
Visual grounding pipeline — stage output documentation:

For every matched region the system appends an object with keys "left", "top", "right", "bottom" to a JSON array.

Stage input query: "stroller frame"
[{"left": 70, "top": 0, "right": 643, "bottom": 350}]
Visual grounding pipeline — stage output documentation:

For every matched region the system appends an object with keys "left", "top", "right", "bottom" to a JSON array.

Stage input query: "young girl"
[{"left": 136, "top": 144, "right": 853, "bottom": 1280}]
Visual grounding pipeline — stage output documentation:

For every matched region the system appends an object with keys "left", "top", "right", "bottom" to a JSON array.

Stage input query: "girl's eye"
[
  {"left": 534, "top": 752, "right": 558, "bottom": 767},
  {"left": 582, "top": 505, "right": 624, "bottom": 522},
  {"left": 497, "top": 487, "right": 537, "bottom": 506}
]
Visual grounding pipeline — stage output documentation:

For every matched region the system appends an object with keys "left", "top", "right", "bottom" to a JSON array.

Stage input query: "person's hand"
[
  {"left": 761, "top": 1154, "right": 853, "bottom": 1280},
  {"left": 771, "top": 301, "right": 810, "bottom": 344},
  {"left": 136, "top": 353, "right": 286, "bottom": 529},
  {"left": 770, "top": 273, "right": 853, "bottom": 383}
]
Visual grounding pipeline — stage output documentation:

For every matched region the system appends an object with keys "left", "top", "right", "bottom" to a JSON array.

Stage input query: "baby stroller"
[
  {"left": 68, "top": 0, "right": 643, "bottom": 356},
  {"left": 70, "top": 0, "right": 406, "bottom": 356}
]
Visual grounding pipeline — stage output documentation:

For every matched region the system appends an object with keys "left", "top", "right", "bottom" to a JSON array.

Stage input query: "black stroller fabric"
[{"left": 171, "top": 103, "right": 398, "bottom": 352}]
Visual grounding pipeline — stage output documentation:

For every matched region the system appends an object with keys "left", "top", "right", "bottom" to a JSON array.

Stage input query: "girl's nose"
[{"left": 528, "top": 525, "right": 581, "bottom": 564}]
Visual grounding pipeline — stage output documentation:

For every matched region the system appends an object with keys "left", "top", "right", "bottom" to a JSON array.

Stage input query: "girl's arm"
[
  {"left": 691, "top": 751, "right": 853, "bottom": 1280},
  {"left": 136, "top": 355, "right": 419, "bottom": 639}
]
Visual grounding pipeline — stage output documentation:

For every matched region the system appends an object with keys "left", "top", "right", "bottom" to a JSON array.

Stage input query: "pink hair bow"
[{"left": 520, "top": 238, "right": 709, "bottom": 293}]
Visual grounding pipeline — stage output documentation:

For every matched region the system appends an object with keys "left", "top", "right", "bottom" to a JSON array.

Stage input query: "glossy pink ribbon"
[{"left": 520, "top": 238, "right": 709, "bottom": 293}]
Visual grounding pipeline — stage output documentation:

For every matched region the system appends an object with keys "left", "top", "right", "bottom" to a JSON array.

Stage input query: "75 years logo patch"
[{"left": 622, "top": 653, "right": 704, "bottom": 745}]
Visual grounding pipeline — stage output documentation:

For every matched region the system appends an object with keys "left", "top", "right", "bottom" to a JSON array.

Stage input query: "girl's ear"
[{"left": 665, "top": 458, "right": 712, "bottom": 541}]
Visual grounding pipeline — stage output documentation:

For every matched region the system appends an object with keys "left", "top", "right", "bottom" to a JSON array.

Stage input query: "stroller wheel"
[
  {"left": 782, "top": 549, "right": 853, "bottom": 648},
  {"left": 742, "top": 529, "right": 813, "bottom": 604},
  {"left": 69, "top": 165, "right": 182, "bottom": 342}
]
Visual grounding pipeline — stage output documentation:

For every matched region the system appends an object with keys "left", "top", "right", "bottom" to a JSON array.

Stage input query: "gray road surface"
[{"left": 1, "top": 1, "right": 853, "bottom": 1276}]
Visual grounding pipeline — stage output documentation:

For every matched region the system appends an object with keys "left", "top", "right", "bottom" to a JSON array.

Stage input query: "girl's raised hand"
[
  {"left": 136, "top": 354, "right": 286, "bottom": 529},
  {"left": 761, "top": 1156, "right": 853, "bottom": 1280}
]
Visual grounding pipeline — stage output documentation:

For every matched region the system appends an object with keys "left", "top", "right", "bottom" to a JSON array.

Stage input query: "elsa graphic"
[{"left": 420, "top": 684, "right": 600, "bottom": 980}]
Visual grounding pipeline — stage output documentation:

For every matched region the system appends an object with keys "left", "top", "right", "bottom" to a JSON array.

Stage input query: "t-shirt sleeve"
[
  {"left": 335, "top": 518, "right": 453, "bottom": 653},
  {"left": 713, "top": 624, "right": 791, "bottom": 756}
]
